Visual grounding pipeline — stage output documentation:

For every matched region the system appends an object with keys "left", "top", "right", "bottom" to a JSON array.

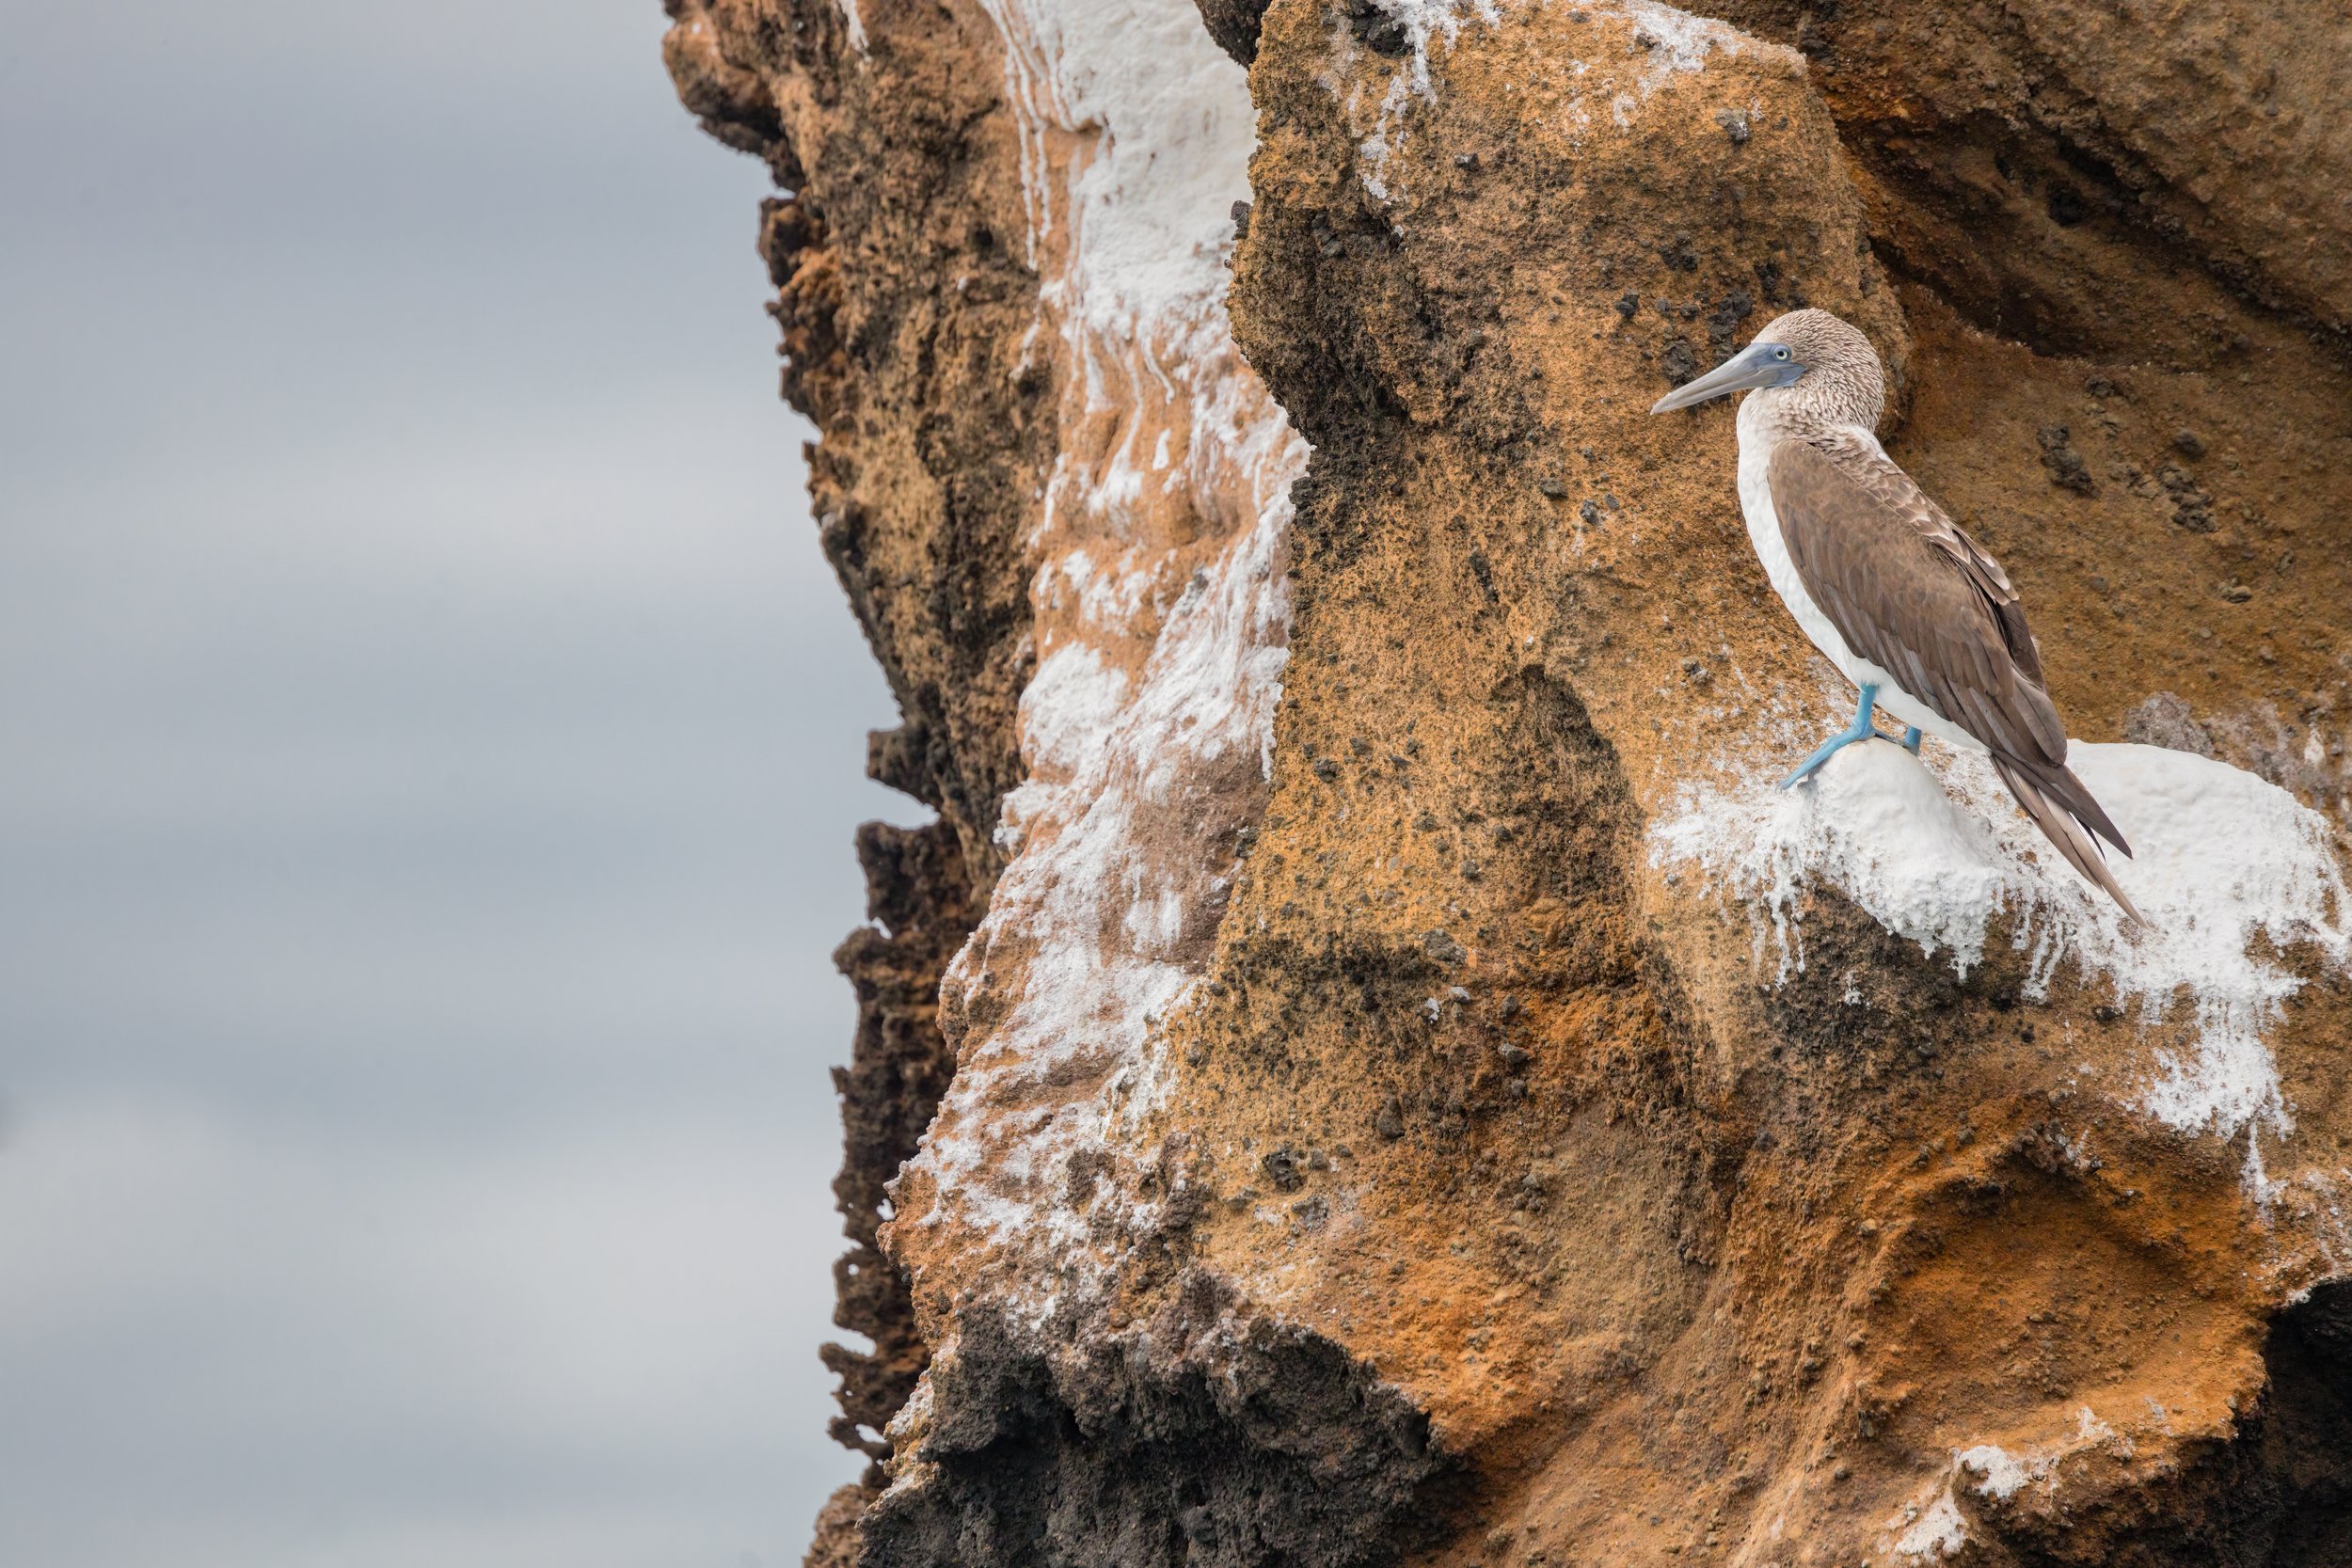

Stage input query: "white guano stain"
[
  {"left": 1892, "top": 1489, "right": 1968, "bottom": 1560},
  {"left": 836, "top": 0, "right": 867, "bottom": 52},
  {"left": 898, "top": 0, "right": 1309, "bottom": 1315},
  {"left": 1345, "top": 0, "right": 1761, "bottom": 203},
  {"left": 1650, "top": 733, "right": 2352, "bottom": 1155},
  {"left": 1955, "top": 1443, "right": 2042, "bottom": 1500}
]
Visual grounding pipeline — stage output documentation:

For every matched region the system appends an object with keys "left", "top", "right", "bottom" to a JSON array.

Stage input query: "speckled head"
[{"left": 1648, "top": 307, "right": 1886, "bottom": 429}]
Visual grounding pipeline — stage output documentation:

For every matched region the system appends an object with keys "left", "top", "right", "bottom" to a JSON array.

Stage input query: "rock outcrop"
[{"left": 665, "top": 0, "right": 2352, "bottom": 1562}]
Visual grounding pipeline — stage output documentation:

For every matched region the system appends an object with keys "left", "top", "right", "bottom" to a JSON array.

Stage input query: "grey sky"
[{"left": 0, "top": 3, "right": 903, "bottom": 1563}]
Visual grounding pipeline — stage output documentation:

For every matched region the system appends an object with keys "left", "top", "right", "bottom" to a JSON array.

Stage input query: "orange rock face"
[{"left": 667, "top": 0, "right": 2352, "bottom": 1563}]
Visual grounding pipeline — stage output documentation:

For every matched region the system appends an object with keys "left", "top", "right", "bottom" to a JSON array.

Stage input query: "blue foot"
[
  {"left": 1782, "top": 684, "right": 1883, "bottom": 790},
  {"left": 1901, "top": 726, "right": 1922, "bottom": 756}
]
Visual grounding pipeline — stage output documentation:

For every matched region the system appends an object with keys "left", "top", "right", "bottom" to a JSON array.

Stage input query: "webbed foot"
[{"left": 1782, "top": 684, "right": 1886, "bottom": 790}]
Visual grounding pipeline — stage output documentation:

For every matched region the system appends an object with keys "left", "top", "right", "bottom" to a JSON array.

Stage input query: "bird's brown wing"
[
  {"left": 1767, "top": 432, "right": 2067, "bottom": 766},
  {"left": 1768, "top": 433, "right": 2137, "bottom": 900}
]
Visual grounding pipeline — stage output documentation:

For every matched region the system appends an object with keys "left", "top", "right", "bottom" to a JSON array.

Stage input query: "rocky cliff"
[{"left": 664, "top": 0, "right": 2352, "bottom": 1562}]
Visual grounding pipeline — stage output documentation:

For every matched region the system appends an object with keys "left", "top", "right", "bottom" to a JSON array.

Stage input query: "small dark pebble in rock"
[
  {"left": 1706, "top": 288, "right": 1756, "bottom": 359},
  {"left": 2172, "top": 428, "right": 2205, "bottom": 459},
  {"left": 2036, "top": 425, "right": 2096, "bottom": 494},
  {"left": 2153, "top": 464, "right": 2215, "bottom": 531},
  {"left": 1347, "top": 0, "right": 1411, "bottom": 56}
]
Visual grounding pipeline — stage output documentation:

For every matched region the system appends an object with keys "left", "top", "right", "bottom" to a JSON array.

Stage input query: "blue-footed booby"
[{"left": 1651, "top": 309, "right": 2143, "bottom": 923}]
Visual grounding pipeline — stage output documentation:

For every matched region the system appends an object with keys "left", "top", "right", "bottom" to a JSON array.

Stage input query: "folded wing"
[{"left": 1767, "top": 433, "right": 2143, "bottom": 922}]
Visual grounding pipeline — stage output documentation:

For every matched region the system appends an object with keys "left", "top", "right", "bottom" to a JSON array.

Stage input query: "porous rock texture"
[{"left": 664, "top": 0, "right": 2352, "bottom": 1563}]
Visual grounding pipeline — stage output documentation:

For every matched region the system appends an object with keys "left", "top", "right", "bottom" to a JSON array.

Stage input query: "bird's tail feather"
[
  {"left": 1991, "top": 754, "right": 2147, "bottom": 926},
  {"left": 2029, "top": 754, "right": 2132, "bottom": 858}
]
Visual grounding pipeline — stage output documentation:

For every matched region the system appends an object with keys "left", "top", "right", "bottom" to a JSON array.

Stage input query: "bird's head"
[{"left": 1648, "top": 308, "right": 1884, "bottom": 427}]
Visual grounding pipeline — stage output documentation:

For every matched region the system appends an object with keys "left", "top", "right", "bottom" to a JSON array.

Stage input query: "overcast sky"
[{"left": 0, "top": 4, "right": 907, "bottom": 1563}]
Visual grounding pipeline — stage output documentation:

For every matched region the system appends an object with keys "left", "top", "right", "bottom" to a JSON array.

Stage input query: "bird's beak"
[{"left": 1648, "top": 341, "right": 1790, "bottom": 413}]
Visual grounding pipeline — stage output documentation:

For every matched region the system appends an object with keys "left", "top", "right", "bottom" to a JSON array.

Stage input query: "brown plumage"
[
  {"left": 1768, "top": 435, "right": 2145, "bottom": 924},
  {"left": 1652, "top": 307, "right": 2144, "bottom": 923}
]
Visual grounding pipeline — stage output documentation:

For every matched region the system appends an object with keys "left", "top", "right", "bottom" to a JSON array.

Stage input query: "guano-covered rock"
[{"left": 666, "top": 0, "right": 2352, "bottom": 1561}]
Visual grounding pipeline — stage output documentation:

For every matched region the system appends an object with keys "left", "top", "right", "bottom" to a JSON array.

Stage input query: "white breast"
[{"left": 1731, "top": 401, "right": 1984, "bottom": 752}]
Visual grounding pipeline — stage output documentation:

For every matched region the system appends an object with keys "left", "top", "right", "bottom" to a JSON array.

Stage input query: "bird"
[{"left": 1650, "top": 308, "right": 2144, "bottom": 924}]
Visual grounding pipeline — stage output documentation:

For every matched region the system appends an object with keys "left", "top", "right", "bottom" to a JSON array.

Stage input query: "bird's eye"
[{"left": 1772, "top": 347, "right": 1789, "bottom": 360}]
